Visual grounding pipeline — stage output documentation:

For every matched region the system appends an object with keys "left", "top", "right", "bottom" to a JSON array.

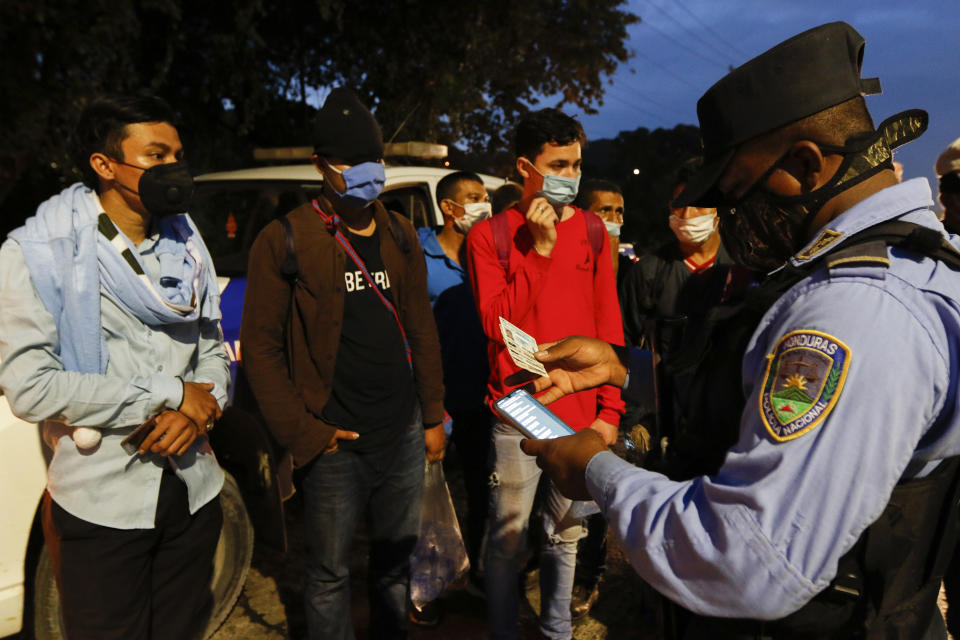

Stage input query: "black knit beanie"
[{"left": 313, "top": 88, "right": 384, "bottom": 165}]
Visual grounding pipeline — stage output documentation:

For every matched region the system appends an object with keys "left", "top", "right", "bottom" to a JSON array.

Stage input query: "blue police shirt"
[
  {"left": 417, "top": 227, "right": 488, "bottom": 412},
  {"left": 589, "top": 179, "right": 960, "bottom": 619}
]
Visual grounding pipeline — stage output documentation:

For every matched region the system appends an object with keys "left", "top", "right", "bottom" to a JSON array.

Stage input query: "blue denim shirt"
[
  {"left": 588, "top": 179, "right": 960, "bottom": 619},
  {"left": 418, "top": 227, "right": 488, "bottom": 412},
  {"left": 0, "top": 204, "right": 228, "bottom": 529}
]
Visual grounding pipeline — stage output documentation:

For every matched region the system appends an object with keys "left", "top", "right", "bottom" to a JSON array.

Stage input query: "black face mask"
[
  {"left": 114, "top": 160, "right": 194, "bottom": 217},
  {"left": 718, "top": 110, "right": 928, "bottom": 273},
  {"left": 718, "top": 178, "right": 811, "bottom": 273},
  {"left": 941, "top": 172, "right": 960, "bottom": 196}
]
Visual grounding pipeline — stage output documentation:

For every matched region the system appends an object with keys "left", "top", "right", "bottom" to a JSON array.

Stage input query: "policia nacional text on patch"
[{"left": 760, "top": 330, "right": 851, "bottom": 442}]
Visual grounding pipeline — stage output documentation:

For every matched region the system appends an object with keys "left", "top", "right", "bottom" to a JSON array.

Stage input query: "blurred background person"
[
  {"left": 936, "top": 136, "right": 960, "bottom": 234},
  {"left": 491, "top": 182, "right": 523, "bottom": 215},
  {"left": 575, "top": 179, "right": 633, "bottom": 285},
  {"left": 618, "top": 158, "right": 734, "bottom": 470},
  {"left": 416, "top": 170, "right": 493, "bottom": 618},
  {"left": 619, "top": 158, "right": 731, "bottom": 355},
  {"left": 936, "top": 135, "right": 960, "bottom": 639}
]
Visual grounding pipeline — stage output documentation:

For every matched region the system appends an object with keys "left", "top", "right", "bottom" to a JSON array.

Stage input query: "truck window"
[
  {"left": 380, "top": 184, "right": 434, "bottom": 229},
  {"left": 191, "top": 182, "right": 307, "bottom": 277}
]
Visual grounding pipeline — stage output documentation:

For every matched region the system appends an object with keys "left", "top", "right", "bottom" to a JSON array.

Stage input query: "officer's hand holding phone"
[
  {"left": 495, "top": 387, "right": 608, "bottom": 501},
  {"left": 520, "top": 429, "right": 607, "bottom": 501}
]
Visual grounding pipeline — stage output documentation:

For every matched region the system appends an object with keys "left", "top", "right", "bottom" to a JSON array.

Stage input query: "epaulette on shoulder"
[{"left": 825, "top": 240, "right": 890, "bottom": 269}]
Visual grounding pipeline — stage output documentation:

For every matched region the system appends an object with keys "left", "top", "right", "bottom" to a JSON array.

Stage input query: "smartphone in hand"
[{"left": 494, "top": 388, "right": 576, "bottom": 440}]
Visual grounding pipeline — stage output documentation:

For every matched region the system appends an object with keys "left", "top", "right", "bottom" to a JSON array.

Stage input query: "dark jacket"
[
  {"left": 241, "top": 196, "right": 445, "bottom": 466},
  {"left": 618, "top": 242, "right": 733, "bottom": 350}
]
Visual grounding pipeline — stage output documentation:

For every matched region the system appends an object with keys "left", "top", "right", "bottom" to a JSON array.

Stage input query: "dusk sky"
[{"left": 570, "top": 0, "right": 959, "bottom": 204}]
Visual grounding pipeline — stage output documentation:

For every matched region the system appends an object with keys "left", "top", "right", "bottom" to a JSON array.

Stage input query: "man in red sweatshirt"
[{"left": 466, "top": 108, "right": 624, "bottom": 639}]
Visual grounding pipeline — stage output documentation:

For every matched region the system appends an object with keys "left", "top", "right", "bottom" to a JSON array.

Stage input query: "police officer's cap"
[{"left": 674, "top": 22, "right": 882, "bottom": 208}]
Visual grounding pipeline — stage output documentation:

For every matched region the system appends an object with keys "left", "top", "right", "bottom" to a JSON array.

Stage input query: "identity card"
[{"left": 498, "top": 316, "right": 548, "bottom": 377}]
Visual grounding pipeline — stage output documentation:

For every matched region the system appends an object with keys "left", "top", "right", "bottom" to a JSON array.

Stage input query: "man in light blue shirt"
[
  {"left": 0, "top": 95, "right": 228, "bottom": 640},
  {"left": 519, "top": 22, "right": 960, "bottom": 640},
  {"left": 416, "top": 170, "right": 492, "bottom": 607}
]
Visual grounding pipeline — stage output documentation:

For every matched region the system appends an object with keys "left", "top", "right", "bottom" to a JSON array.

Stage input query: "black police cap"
[{"left": 674, "top": 22, "right": 882, "bottom": 208}]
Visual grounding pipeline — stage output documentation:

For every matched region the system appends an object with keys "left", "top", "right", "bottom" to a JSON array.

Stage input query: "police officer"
[{"left": 519, "top": 22, "right": 960, "bottom": 639}]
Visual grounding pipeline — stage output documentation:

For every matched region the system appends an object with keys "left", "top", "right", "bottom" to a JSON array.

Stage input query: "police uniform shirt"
[{"left": 590, "top": 178, "right": 960, "bottom": 618}]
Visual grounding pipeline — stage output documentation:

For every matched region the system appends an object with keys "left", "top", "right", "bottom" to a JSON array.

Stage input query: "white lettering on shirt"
[{"left": 344, "top": 269, "right": 391, "bottom": 293}]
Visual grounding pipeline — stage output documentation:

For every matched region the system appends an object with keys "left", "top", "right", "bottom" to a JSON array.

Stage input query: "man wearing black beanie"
[{"left": 242, "top": 88, "right": 447, "bottom": 639}]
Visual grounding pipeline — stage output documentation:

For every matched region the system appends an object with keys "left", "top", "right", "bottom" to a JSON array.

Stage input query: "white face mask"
[
  {"left": 669, "top": 212, "right": 717, "bottom": 245},
  {"left": 450, "top": 201, "right": 492, "bottom": 234},
  {"left": 604, "top": 220, "right": 622, "bottom": 237}
]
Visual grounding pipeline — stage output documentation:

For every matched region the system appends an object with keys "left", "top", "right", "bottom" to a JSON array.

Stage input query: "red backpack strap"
[
  {"left": 581, "top": 208, "right": 607, "bottom": 271},
  {"left": 490, "top": 210, "right": 513, "bottom": 273}
]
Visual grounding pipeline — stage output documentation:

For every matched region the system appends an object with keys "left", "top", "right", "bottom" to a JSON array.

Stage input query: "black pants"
[
  {"left": 42, "top": 468, "right": 223, "bottom": 640},
  {"left": 677, "top": 604, "right": 948, "bottom": 640},
  {"left": 575, "top": 512, "right": 608, "bottom": 588},
  {"left": 449, "top": 406, "right": 493, "bottom": 574},
  {"left": 944, "top": 545, "right": 960, "bottom": 636}
]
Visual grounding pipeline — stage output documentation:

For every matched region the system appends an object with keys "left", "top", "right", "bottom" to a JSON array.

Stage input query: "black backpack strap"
[
  {"left": 817, "top": 220, "right": 960, "bottom": 270},
  {"left": 386, "top": 210, "right": 411, "bottom": 254},
  {"left": 278, "top": 215, "right": 298, "bottom": 280},
  {"left": 648, "top": 256, "right": 671, "bottom": 311}
]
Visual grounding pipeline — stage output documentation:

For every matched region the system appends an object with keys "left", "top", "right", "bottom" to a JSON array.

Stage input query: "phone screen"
[{"left": 494, "top": 388, "right": 576, "bottom": 440}]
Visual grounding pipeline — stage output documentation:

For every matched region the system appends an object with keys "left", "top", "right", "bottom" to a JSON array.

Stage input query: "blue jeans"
[
  {"left": 485, "top": 421, "right": 588, "bottom": 640},
  {"left": 301, "top": 408, "right": 425, "bottom": 640}
]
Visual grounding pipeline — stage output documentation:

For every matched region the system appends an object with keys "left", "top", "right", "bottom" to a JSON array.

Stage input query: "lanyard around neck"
[
  {"left": 311, "top": 200, "right": 412, "bottom": 367},
  {"left": 97, "top": 213, "right": 198, "bottom": 314}
]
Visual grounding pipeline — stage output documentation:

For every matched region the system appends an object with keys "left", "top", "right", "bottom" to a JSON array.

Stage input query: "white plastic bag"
[{"left": 409, "top": 460, "right": 470, "bottom": 608}]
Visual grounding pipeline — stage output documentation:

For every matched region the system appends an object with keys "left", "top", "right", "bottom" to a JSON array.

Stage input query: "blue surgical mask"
[
  {"left": 327, "top": 161, "right": 386, "bottom": 208},
  {"left": 604, "top": 220, "right": 623, "bottom": 237},
  {"left": 527, "top": 160, "right": 580, "bottom": 207}
]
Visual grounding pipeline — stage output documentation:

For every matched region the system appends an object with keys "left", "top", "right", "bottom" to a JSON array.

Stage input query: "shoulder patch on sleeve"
[{"left": 759, "top": 330, "right": 851, "bottom": 442}]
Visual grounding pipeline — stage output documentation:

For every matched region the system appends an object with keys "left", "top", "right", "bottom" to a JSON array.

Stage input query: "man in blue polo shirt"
[{"left": 418, "top": 171, "right": 493, "bottom": 600}]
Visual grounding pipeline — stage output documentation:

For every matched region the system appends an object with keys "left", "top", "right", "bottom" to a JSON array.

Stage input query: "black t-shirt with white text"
[{"left": 321, "top": 228, "right": 416, "bottom": 452}]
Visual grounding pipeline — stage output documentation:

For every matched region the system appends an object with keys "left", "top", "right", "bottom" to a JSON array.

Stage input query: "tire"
[
  {"left": 32, "top": 543, "right": 60, "bottom": 640},
  {"left": 31, "top": 472, "right": 254, "bottom": 640},
  {"left": 204, "top": 472, "right": 255, "bottom": 638}
]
